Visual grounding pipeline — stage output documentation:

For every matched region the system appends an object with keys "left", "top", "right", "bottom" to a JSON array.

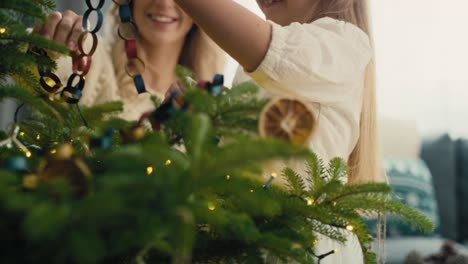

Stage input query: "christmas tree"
[{"left": 0, "top": 1, "right": 433, "bottom": 263}]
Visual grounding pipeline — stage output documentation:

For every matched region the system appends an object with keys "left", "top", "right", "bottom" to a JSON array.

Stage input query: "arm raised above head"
[{"left": 174, "top": 0, "right": 271, "bottom": 72}]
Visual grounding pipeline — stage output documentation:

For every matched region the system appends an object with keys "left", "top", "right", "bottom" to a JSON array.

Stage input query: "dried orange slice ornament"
[{"left": 259, "top": 98, "right": 317, "bottom": 145}]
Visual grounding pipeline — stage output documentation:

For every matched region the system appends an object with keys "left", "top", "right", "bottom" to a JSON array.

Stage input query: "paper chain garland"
[
  {"left": 138, "top": 74, "right": 225, "bottom": 130},
  {"left": 29, "top": 0, "right": 146, "bottom": 112},
  {"left": 115, "top": 0, "right": 147, "bottom": 94}
]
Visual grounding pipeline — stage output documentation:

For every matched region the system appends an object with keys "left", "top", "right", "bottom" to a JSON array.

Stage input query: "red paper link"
[
  {"left": 125, "top": 39, "right": 138, "bottom": 59},
  {"left": 72, "top": 55, "right": 93, "bottom": 76}
]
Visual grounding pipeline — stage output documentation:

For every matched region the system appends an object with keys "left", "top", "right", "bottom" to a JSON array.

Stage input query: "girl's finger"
[{"left": 42, "top": 11, "right": 62, "bottom": 39}]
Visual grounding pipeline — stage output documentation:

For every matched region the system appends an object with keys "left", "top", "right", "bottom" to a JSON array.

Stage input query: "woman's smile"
[{"left": 147, "top": 13, "right": 178, "bottom": 28}]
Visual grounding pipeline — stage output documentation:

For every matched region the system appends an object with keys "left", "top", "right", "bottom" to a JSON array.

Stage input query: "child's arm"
[{"left": 174, "top": 0, "right": 271, "bottom": 72}]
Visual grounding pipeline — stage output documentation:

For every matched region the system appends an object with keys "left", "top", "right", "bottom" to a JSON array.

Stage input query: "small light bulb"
[
  {"left": 207, "top": 202, "right": 216, "bottom": 211},
  {"left": 226, "top": 175, "right": 231, "bottom": 180},
  {"left": 307, "top": 198, "right": 314, "bottom": 206},
  {"left": 165, "top": 159, "right": 171, "bottom": 166},
  {"left": 334, "top": 249, "right": 339, "bottom": 253},
  {"left": 250, "top": 189, "right": 254, "bottom": 193},
  {"left": 146, "top": 166, "right": 153, "bottom": 175},
  {"left": 0, "top": 27, "right": 6, "bottom": 34},
  {"left": 50, "top": 149, "right": 57, "bottom": 154},
  {"left": 25, "top": 151, "right": 32, "bottom": 158},
  {"left": 36, "top": 134, "right": 41, "bottom": 140},
  {"left": 45, "top": 77, "right": 57, "bottom": 87},
  {"left": 346, "top": 225, "right": 354, "bottom": 232},
  {"left": 19, "top": 132, "right": 25, "bottom": 137},
  {"left": 271, "top": 172, "right": 278, "bottom": 178}
]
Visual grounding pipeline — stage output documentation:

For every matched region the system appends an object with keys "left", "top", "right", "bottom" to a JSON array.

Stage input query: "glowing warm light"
[
  {"left": 36, "top": 135, "right": 41, "bottom": 140},
  {"left": 346, "top": 225, "right": 354, "bottom": 232},
  {"left": 50, "top": 149, "right": 57, "bottom": 154},
  {"left": 19, "top": 132, "right": 25, "bottom": 136},
  {"left": 226, "top": 175, "right": 231, "bottom": 180},
  {"left": 146, "top": 166, "right": 154, "bottom": 175},
  {"left": 306, "top": 198, "right": 314, "bottom": 206},
  {"left": 208, "top": 202, "right": 216, "bottom": 211},
  {"left": 165, "top": 159, "right": 172, "bottom": 166},
  {"left": 25, "top": 151, "right": 31, "bottom": 158},
  {"left": 271, "top": 172, "right": 278, "bottom": 178},
  {"left": 250, "top": 189, "right": 254, "bottom": 193},
  {"left": 0, "top": 27, "right": 6, "bottom": 34},
  {"left": 45, "top": 77, "right": 57, "bottom": 87}
]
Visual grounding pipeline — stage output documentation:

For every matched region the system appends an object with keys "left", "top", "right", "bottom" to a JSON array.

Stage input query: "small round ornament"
[
  {"left": 22, "top": 174, "right": 39, "bottom": 190},
  {"left": 259, "top": 98, "right": 317, "bottom": 145},
  {"left": 120, "top": 125, "right": 146, "bottom": 143},
  {"left": 38, "top": 144, "right": 92, "bottom": 197}
]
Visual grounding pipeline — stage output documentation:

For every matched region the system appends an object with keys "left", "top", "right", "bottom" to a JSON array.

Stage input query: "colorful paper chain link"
[
  {"left": 29, "top": 0, "right": 146, "bottom": 109},
  {"left": 114, "top": 0, "right": 146, "bottom": 94},
  {"left": 138, "top": 74, "right": 225, "bottom": 131}
]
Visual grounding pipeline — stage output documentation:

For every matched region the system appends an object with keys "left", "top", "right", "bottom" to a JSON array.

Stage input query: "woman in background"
[{"left": 34, "top": 0, "right": 225, "bottom": 121}]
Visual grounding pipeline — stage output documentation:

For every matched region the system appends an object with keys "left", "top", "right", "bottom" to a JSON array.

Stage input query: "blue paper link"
[
  {"left": 119, "top": 4, "right": 132, "bottom": 23},
  {"left": 134, "top": 74, "right": 146, "bottom": 94}
]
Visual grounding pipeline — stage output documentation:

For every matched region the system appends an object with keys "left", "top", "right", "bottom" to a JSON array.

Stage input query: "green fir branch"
[
  {"left": 0, "top": 0, "right": 53, "bottom": 20},
  {"left": 0, "top": 84, "right": 62, "bottom": 121},
  {"left": 305, "top": 152, "right": 327, "bottom": 193},
  {"left": 282, "top": 167, "right": 307, "bottom": 197}
]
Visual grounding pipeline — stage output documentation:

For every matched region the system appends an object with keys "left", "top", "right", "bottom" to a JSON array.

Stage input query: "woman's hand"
[{"left": 33, "top": 10, "right": 84, "bottom": 53}]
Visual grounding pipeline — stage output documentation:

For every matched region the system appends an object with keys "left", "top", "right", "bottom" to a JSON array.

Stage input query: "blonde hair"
[
  {"left": 102, "top": 4, "right": 225, "bottom": 98},
  {"left": 314, "top": 0, "right": 382, "bottom": 184}
]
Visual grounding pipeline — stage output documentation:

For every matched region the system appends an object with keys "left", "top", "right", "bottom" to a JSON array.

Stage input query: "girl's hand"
[
  {"left": 33, "top": 10, "right": 84, "bottom": 53},
  {"left": 174, "top": 0, "right": 271, "bottom": 72}
]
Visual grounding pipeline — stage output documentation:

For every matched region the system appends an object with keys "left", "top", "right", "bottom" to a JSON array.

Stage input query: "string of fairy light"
[
  {"left": 0, "top": 1, "right": 358, "bottom": 262},
  {"left": 1, "top": 0, "right": 145, "bottom": 158}
]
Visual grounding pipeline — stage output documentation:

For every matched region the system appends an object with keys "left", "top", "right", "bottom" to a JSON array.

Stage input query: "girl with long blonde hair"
[{"left": 174, "top": 0, "right": 382, "bottom": 262}]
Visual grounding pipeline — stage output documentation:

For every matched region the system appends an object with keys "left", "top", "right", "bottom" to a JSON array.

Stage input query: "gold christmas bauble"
[
  {"left": 120, "top": 125, "right": 146, "bottom": 143},
  {"left": 22, "top": 174, "right": 39, "bottom": 190},
  {"left": 39, "top": 144, "right": 91, "bottom": 197},
  {"left": 52, "top": 143, "right": 74, "bottom": 160}
]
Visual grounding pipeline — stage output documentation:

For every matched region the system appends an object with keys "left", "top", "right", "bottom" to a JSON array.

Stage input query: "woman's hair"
[
  {"left": 103, "top": 4, "right": 225, "bottom": 98},
  {"left": 314, "top": 0, "right": 382, "bottom": 184}
]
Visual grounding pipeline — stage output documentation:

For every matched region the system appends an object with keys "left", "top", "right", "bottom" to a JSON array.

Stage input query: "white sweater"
[
  {"left": 234, "top": 17, "right": 373, "bottom": 264},
  {"left": 235, "top": 17, "right": 372, "bottom": 165}
]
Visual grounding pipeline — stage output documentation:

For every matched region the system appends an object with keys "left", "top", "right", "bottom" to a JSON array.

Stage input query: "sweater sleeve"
[{"left": 247, "top": 17, "right": 373, "bottom": 104}]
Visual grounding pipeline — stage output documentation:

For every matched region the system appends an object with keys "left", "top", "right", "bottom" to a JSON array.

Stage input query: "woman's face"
[
  {"left": 255, "top": 0, "right": 317, "bottom": 26},
  {"left": 133, "top": 0, "right": 194, "bottom": 45}
]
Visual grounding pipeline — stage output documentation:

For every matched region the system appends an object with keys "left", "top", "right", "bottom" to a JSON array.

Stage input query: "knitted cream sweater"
[{"left": 54, "top": 37, "right": 159, "bottom": 121}]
